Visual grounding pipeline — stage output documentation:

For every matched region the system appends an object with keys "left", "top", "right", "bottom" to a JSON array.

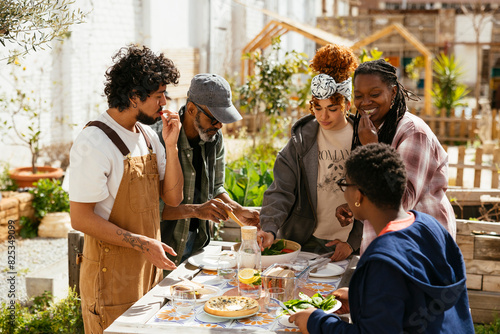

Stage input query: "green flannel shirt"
[{"left": 155, "top": 106, "right": 227, "bottom": 265}]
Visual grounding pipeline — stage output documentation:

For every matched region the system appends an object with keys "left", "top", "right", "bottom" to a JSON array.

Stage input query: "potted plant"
[
  {"left": 431, "top": 53, "right": 470, "bottom": 117},
  {"left": 26, "top": 178, "right": 71, "bottom": 238},
  {"left": 0, "top": 61, "right": 63, "bottom": 188}
]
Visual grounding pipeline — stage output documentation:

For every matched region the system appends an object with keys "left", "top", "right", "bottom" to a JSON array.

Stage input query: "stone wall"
[{"left": 0, "top": 192, "right": 34, "bottom": 242}]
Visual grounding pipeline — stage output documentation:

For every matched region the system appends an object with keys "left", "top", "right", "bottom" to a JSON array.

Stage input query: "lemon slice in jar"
[{"left": 238, "top": 268, "right": 260, "bottom": 285}]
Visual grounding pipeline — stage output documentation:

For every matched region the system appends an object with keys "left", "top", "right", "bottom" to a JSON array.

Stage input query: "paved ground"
[{"left": 0, "top": 237, "right": 67, "bottom": 304}]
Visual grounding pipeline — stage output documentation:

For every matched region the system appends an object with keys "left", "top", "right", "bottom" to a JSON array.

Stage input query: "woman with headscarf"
[{"left": 257, "top": 44, "right": 362, "bottom": 261}]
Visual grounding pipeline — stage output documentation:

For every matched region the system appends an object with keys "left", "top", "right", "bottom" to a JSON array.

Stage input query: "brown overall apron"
[{"left": 79, "top": 121, "right": 162, "bottom": 333}]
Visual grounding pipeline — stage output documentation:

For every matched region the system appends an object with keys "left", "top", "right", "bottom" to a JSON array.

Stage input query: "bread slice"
[
  {"left": 170, "top": 280, "right": 208, "bottom": 299},
  {"left": 263, "top": 267, "right": 295, "bottom": 300}
]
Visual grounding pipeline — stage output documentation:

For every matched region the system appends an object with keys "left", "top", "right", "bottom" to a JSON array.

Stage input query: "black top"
[{"left": 188, "top": 138, "right": 203, "bottom": 231}]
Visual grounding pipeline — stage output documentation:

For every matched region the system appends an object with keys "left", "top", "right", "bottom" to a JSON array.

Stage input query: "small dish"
[
  {"left": 309, "top": 263, "right": 345, "bottom": 277},
  {"left": 188, "top": 250, "right": 235, "bottom": 271},
  {"left": 154, "top": 285, "right": 222, "bottom": 303},
  {"left": 278, "top": 314, "right": 298, "bottom": 328}
]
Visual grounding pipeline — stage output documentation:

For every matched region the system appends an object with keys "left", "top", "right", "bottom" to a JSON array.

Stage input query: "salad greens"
[
  {"left": 262, "top": 238, "right": 286, "bottom": 255},
  {"left": 282, "top": 292, "right": 337, "bottom": 315}
]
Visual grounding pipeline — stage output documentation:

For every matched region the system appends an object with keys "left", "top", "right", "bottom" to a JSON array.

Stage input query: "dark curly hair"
[
  {"left": 308, "top": 44, "right": 358, "bottom": 114},
  {"left": 351, "top": 59, "right": 418, "bottom": 148},
  {"left": 104, "top": 45, "right": 180, "bottom": 111},
  {"left": 345, "top": 143, "right": 407, "bottom": 210}
]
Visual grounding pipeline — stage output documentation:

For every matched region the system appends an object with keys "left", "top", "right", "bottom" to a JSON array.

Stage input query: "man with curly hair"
[
  {"left": 152, "top": 74, "right": 260, "bottom": 266},
  {"left": 69, "top": 45, "right": 184, "bottom": 333}
]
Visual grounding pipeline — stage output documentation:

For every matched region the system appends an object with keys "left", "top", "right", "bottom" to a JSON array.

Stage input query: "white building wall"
[
  {"left": 1, "top": 0, "right": 330, "bottom": 169},
  {"left": 0, "top": 0, "right": 145, "bottom": 168},
  {"left": 455, "top": 14, "right": 493, "bottom": 88}
]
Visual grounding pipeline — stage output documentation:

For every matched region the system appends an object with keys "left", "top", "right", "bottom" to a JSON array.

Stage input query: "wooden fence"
[
  {"left": 224, "top": 107, "right": 499, "bottom": 145},
  {"left": 444, "top": 145, "right": 500, "bottom": 188},
  {"left": 413, "top": 108, "right": 500, "bottom": 144}
]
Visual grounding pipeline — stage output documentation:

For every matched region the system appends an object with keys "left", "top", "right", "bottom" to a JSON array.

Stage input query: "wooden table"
[{"left": 104, "top": 241, "right": 359, "bottom": 334}]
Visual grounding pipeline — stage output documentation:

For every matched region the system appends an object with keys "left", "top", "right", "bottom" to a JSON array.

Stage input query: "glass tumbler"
[
  {"left": 265, "top": 287, "right": 286, "bottom": 316},
  {"left": 172, "top": 285, "right": 196, "bottom": 315},
  {"left": 217, "top": 252, "right": 237, "bottom": 285}
]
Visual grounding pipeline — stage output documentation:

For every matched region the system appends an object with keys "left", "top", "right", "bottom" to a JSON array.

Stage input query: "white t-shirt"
[
  {"left": 69, "top": 112, "right": 166, "bottom": 220},
  {"left": 314, "top": 123, "right": 353, "bottom": 241}
]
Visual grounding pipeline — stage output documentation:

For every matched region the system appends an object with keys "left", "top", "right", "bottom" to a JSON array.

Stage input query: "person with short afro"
[
  {"left": 257, "top": 43, "right": 363, "bottom": 261},
  {"left": 289, "top": 143, "right": 474, "bottom": 334}
]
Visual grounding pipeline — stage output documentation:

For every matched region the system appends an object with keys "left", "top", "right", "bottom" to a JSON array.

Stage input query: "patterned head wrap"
[{"left": 311, "top": 73, "right": 352, "bottom": 100}]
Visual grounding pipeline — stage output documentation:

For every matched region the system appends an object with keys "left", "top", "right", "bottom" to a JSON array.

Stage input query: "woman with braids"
[
  {"left": 344, "top": 59, "right": 456, "bottom": 253},
  {"left": 257, "top": 44, "right": 363, "bottom": 261},
  {"left": 289, "top": 143, "right": 474, "bottom": 334}
]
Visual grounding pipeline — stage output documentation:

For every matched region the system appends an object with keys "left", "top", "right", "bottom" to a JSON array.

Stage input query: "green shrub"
[
  {"left": 16, "top": 178, "right": 69, "bottom": 238},
  {"left": 19, "top": 216, "right": 38, "bottom": 239},
  {"left": 225, "top": 158, "right": 274, "bottom": 207},
  {"left": 0, "top": 289, "right": 83, "bottom": 333},
  {"left": 0, "top": 161, "right": 17, "bottom": 191},
  {"left": 29, "top": 178, "right": 70, "bottom": 220},
  {"left": 475, "top": 314, "right": 500, "bottom": 334}
]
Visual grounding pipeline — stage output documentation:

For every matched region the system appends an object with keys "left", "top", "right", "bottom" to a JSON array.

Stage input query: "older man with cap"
[{"left": 154, "top": 73, "right": 260, "bottom": 265}]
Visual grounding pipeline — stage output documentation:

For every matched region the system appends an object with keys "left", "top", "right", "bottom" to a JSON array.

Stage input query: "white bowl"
[{"left": 232, "top": 239, "right": 301, "bottom": 268}]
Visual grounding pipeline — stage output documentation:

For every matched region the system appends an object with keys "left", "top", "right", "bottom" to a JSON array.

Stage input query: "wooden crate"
[{"left": 456, "top": 219, "right": 500, "bottom": 323}]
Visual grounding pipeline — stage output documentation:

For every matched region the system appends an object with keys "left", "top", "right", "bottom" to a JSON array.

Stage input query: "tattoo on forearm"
[
  {"left": 163, "top": 177, "right": 182, "bottom": 192},
  {"left": 117, "top": 229, "right": 150, "bottom": 253}
]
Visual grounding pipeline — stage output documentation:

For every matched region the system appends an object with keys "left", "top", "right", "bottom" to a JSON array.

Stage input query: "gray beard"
[{"left": 194, "top": 114, "right": 217, "bottom": 142}]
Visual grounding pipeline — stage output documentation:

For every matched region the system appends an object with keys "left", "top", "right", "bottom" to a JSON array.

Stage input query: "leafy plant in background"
[
  {"left": 0, "top": 288, "right": 83, "bottom": 333},
  {"left": 0, "top": 62, "right": 48, "bottom": 174},
  {"left": 475, "top": 314, "right": 500, "bottom": 334},
  {"left": 225, "top": 158, "right": 274, "bottom": 207},
  {"left": 431, "top": 53, "right": 470, "bottom": 117},
  {"left": 358, "top": 48, "right": 384, "bottom": 63},
  {"left": 239, "top": 36, "right": 311, "bottom": 147},
  {"left": 19, "top": 216, "right": 38, "bottom": 239},
  {"left": 0, "top": 161, "right": 17, "bottom": 191},
  {"left": 405, "top": 56, "right": 425, "bottom": 81},
  {"left": 0, "top": 0, "right": 87, "bottom": 63},
  {"left": 18, "top": 178, "right": 70, "bottom": 238},
  {"left": 29, "top": 178, "right": 70, "bottom": 220}
]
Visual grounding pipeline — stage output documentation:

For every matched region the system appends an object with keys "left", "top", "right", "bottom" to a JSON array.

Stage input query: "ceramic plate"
[
  {"left": 202, "top": 306, "right": 260, "bottom": 320},
  {"left": 309, "top": 263, "right": 346, "bottom": 277},
  {"left": 154, "top": 285, "right": 222, "bottom": 303},
  {"left": 297, "top": 251, "right": 317, "bottom": 261},
  {"left": 278, "top": 300, "right": 342, "bottom": 327},
  {"left": 187, "top": 250, "right": 236, "bottom": 271},
  {"left": 278, "top": 315, "right": 298, "bottom": 328}
]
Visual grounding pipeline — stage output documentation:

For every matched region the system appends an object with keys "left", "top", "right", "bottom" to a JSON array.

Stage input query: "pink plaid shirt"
[{"left": 360, "top": 113, "right": 456, "bottom": 254}]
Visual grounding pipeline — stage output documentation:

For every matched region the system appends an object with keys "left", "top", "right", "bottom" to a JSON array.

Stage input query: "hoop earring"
[
  {"left": 355, "top": 201, "right": 360, "bottom": 207},
  {"left": 132, "top": 102, "right": 137, "bottom": 108}
]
